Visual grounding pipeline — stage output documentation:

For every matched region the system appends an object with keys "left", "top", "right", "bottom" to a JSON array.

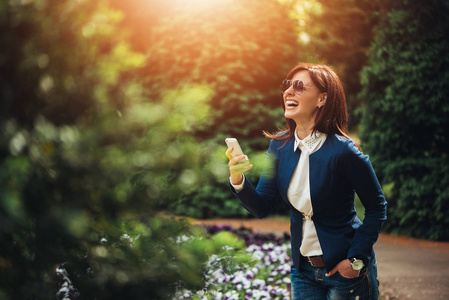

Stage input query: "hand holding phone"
[{"left": 225, "top": 138, "right": 253, "bottom": 186}]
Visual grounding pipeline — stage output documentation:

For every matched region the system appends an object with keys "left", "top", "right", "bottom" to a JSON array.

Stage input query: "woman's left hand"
[{"left": 325, "top": 259, "right": 360, "bottom": 279}]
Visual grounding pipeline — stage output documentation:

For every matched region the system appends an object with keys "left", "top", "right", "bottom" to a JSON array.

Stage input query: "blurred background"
[{"left": 1, "top": 0, "right": 448, "bottom": 298}]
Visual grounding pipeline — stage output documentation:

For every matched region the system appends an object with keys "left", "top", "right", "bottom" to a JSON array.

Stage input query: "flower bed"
[{"left": 174, "top": 225, "right": 292, "bottom": 300}]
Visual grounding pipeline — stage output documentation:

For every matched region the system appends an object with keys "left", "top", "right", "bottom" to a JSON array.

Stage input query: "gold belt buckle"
[
  {"left": 302, "top": 213, "right": 312, "bottom": 221},
  {"left": 307, "top": 256, "right": 316, "bottom": 267}
]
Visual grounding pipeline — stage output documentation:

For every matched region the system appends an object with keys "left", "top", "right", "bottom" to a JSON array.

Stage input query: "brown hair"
[{"left": 264, "top": 62, "right": 358, "bottom": 148}]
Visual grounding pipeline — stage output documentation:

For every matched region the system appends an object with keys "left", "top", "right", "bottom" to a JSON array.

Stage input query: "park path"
[{"left": 190, "top": 217, "right": 449, "bottom": 300}]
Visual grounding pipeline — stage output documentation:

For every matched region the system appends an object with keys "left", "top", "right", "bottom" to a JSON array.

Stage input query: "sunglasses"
[{"left": 280, "top": 79, "right": 304, "bottom": 95}]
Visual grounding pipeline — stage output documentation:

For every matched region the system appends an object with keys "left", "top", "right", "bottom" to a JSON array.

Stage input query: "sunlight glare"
[
  {"left": 173, "top": 0, "right": 234, "bottom": 12},
  {"left": 299, "top": 32, "right": 310, "bottom": 44}
]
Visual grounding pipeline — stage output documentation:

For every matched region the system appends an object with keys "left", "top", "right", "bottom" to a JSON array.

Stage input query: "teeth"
[{"left": 286, "top": 100, "right": 298, "bottom": 107}]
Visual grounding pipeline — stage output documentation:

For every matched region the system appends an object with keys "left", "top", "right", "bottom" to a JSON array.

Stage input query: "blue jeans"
[{"left": 290, "top": 256, "right": 379, "bottom": 300}]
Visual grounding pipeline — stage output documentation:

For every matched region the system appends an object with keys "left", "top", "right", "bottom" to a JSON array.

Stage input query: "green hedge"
[{"left": 359, "top": 0, "right": 449, "bottom": 240}]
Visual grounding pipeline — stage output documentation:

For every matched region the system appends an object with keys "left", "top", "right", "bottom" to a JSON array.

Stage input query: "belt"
[{"left": 302, "top": 255, "right": 325, "bottom": 268}]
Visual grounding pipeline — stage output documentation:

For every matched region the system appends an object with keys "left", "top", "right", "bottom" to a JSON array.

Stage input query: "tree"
[{"left": 359, "top": 0, "right": 449, "bottom": 240}]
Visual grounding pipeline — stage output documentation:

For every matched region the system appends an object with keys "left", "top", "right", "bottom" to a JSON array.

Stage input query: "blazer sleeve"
[
  {"left": 343, "top": 140, "right": 388, "bottom": 264},
  {"left": 229, "top": 140, "right": 280, "bottom": 219}
]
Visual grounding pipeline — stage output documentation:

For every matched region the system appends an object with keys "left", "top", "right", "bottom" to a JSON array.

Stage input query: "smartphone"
[{"left": 225, "top": 138, "right": 244, "bottom": 157}]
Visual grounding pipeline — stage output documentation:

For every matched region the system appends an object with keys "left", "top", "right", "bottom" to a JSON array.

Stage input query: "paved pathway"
[
  {"left": 191, "top": 218, "right": 449, "bottom": 300},
  {"left": 374, "top": 234, "right": 449, "bottom": 299}
]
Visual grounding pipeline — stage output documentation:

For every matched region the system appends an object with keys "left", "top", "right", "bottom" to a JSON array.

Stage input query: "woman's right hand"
[{"left": 225, "top": 147, "right": 253, "bottom": 186}]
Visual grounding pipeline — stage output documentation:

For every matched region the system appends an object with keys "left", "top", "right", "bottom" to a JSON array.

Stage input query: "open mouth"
[{"left": 285, "top": 100, "right": 299, "bottom": 108}]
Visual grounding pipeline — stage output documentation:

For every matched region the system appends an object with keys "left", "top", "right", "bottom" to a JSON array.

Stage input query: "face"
[{"left": 283, "top": 70, "right": 326, "bottom": 125}]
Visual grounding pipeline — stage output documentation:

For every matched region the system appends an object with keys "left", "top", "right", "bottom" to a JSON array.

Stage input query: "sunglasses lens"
[
  {"left": 280, "top": 80, "right": 291, "bottom": 93},
  {"left": 280, "top": 80, "right": 304, "bottom": 94},
  {"left": 293, "top": 80, "right": 304, "bottom": 94}
]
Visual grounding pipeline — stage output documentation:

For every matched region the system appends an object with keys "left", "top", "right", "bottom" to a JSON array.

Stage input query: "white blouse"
[{"left": 288, "top": 130, "right": 327, "bottom": 257}]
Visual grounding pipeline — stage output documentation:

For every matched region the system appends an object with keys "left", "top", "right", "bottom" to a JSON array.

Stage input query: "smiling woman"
[{"left": 226, "top": 63, "right": 387, "bottom": 300}]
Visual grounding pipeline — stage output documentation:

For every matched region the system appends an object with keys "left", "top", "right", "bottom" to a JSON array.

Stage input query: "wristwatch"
[{"left": 349, "top": 258, "right": 364, "bottom": 271}]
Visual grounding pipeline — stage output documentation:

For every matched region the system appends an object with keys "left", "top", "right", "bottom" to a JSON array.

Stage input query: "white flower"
[
  {"left": 224, "top": 290, "right": 239, "bottom": 299},
  {"left": 242, "top": 279, "right": 251, "bottom": 289},
  {"left": 252, "top": 279, "right": 266, "bottom": 289},
  {"left": 175, "top": 234, "right": 193, "bottom": 244},
  {"left": 245, "top": 269, "right": 254, "bottom": 279},
  {"left": 252, "top": 250, "right": 265, "bottom": 260},
  {"left": 246, "top": 244, "right": 261, "bottom": 253},
  {"left": 281, "top": 265, "right": 291, "bottom": 275},
  {"left": 232, "top": 272, "right": 245, "bottom": 284},
  {"left": 222, "top": 245, "right": 234, "bottom": 251},
  {"left": 262, "top": 243, "right": 274, "bottom": 251}
]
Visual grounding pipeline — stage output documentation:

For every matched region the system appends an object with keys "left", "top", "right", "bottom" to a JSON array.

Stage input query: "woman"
[{"left": 225, "top": 63, "right": 387, "bottom": 299}]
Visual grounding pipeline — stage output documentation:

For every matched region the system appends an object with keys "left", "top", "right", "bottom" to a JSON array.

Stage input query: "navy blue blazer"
[{"left": 230, "top": 133, "right": 387, "bottom": 271}]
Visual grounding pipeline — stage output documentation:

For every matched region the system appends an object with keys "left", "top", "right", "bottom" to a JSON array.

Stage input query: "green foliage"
[
  {"left": 0, "top": 0, "right": 223, "bottom": 298},
  {"left": 380, "top": 158, "right": 449, "bottom": 240},
  {"left": 0, "top": 0, "right": 143, "bottom": 126},
  {"left": 0, "top": 3, "right": 300, "bottom": 297},
  {"left": 355, "top": 194, "right": 365, "bottom": 222},
  {"left": 169, "top": 147, "right": 288, "bottom": 219},
  {"left": 0, "top": 90, "right": 218, "bottom": 299},
  {"left": 84, "top": 0, "right": 300, "bottom": 220},
  {"left": 359, "top": 0, "right": 449, "bottom": 240},
  {"left": 296, "top": 0, "right": 381, "bottom": 127},
  {"left": 111, "top": 0, "right": 299, "bottom": 150},
  {"left": 169, "top": 145, "right": 254, "bottom": 219}
]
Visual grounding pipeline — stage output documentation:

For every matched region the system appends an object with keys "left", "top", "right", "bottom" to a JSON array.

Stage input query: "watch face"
[{"left": 352, "top": 259, "right": 364, "bottom": 270}]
